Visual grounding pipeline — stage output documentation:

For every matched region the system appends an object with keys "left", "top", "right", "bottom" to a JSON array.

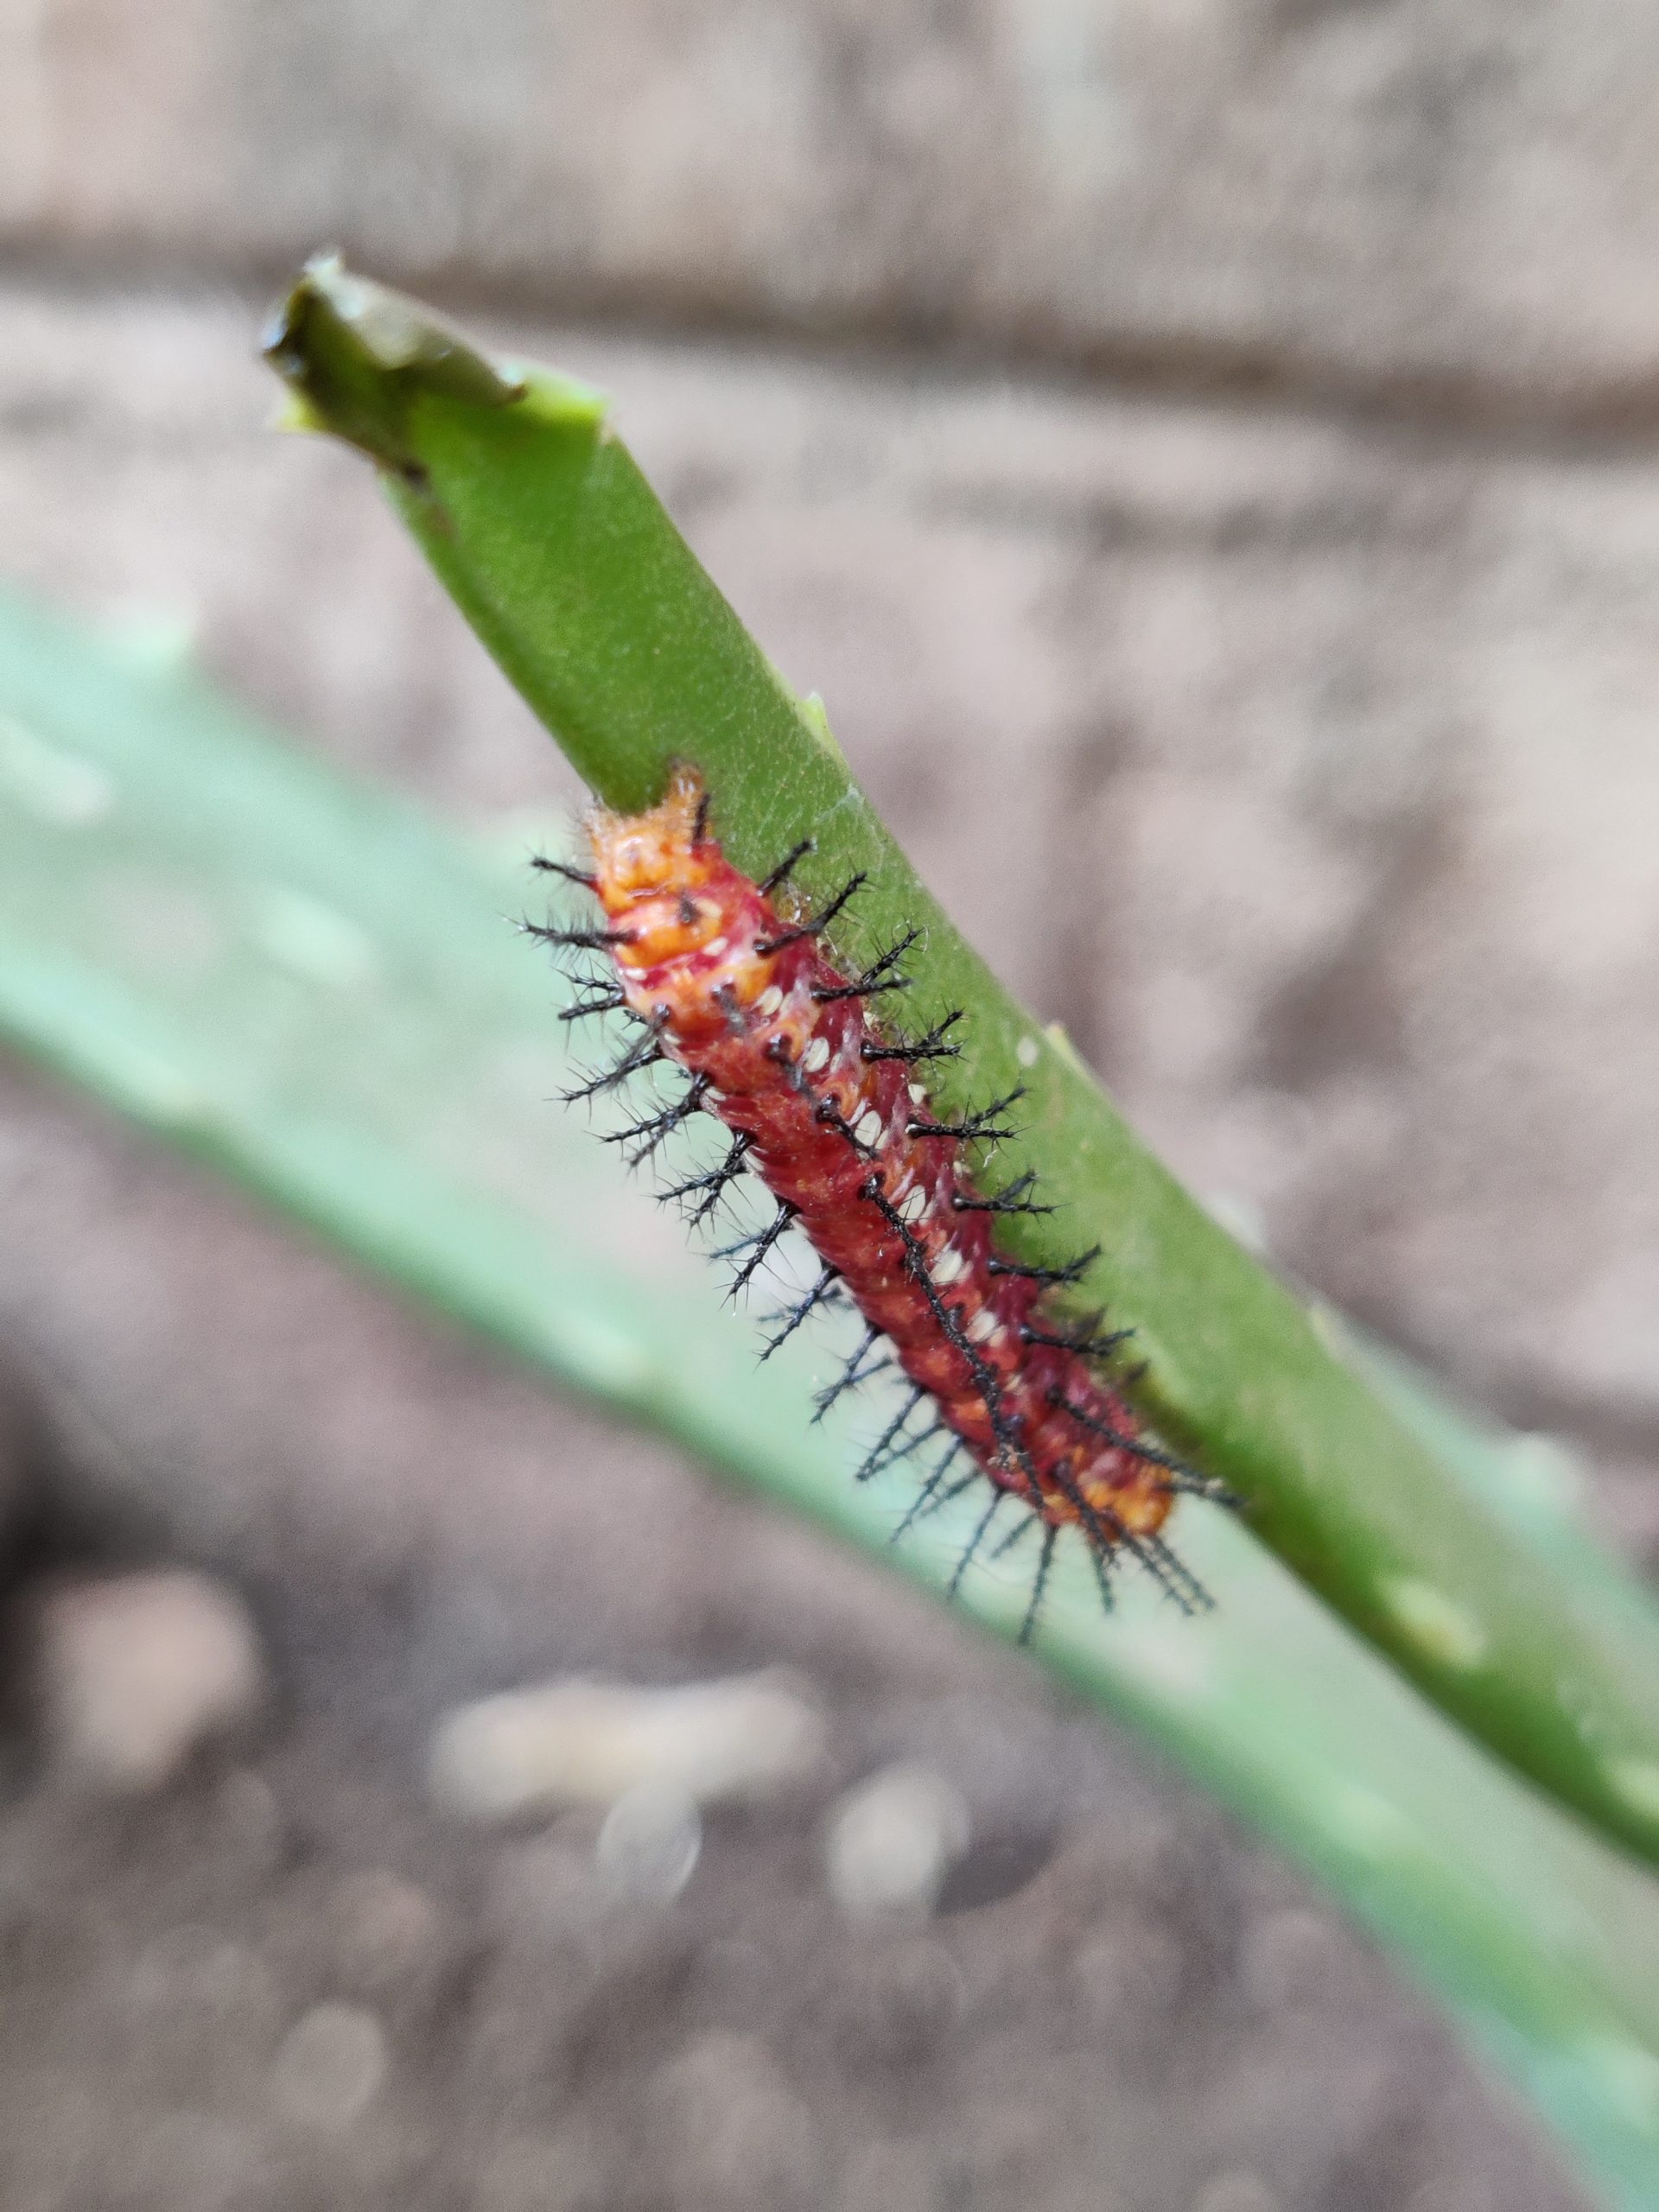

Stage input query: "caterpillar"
[{"left": 531, "top": 764, "right": 1225, "bottom": 1643}]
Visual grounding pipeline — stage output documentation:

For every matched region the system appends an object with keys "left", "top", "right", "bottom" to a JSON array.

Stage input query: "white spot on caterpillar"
[
  {"left": 1380, "top": 1577, "right": 1488, "bottom": 1670},
  {"left": 908, "top": 1083, "right": 927, "bottom": 1106},
  {"left": 755, "top": 986, "right": 784, "bottom": 1018},
  {"left": 1016, "top": 1036, "right": 1039, "bottom": 1069},
  {"left": 855, "top": 1109, "right": 884, "bottom": 1150},
  {"left": 933, "top": 1247, "right": 966, "bottom": 1287},
  {"left": 898, "top": 1185, "right": 928, "bottom": 1224},
  {"left": 967, "top": 1308, "right": 999, "bottom": 1344},
  {"left": 803, "top": 1038, "right": 831, "bottom": 1075},
  {"left": 703, "top": 935, "right": 728, "bottom": 957}
]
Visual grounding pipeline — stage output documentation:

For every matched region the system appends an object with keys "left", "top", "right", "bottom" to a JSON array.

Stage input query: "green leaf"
[
  {"left": 262, "top": 256, "right": 1659, "bottom": 1879},
  {"left": 0, "top": 583, "right": 1656, "bottom": 2205}
]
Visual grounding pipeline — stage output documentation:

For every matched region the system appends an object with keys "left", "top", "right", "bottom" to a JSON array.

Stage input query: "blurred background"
[{"left": 1, "top": 5, "right": 1656, "bottom": 2209}]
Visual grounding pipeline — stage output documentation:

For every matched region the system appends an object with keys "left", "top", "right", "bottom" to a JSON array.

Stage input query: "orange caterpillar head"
[{"left": 587, "top": 763, "right": 734, "bottom": 978}]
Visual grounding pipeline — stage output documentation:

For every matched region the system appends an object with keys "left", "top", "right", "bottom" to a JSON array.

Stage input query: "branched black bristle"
[
  {"left": 851, "top": 1386, "right": 929, "bottom": 1484},
  {"left": 713, "top": 1202, "right": 798, "bottom": 1301},
  {"left": 859, "top": 1175, "right": 1039, "bottom": 1511},
  {"left": 810, "top": 1325, "right": 890, "bottom": 1421},
  {"left": 908, "top": 1084, "right": 1027, "bottom": 1145},
  {"left": 1046, "top": 1460, "right": 1124, "bottom": 1554},
  {"left": 559, "top": 986, "right": 629, "bottom": 1024},
  {"left": 951, "top": 1170, "right": 1054, "bottom": 1219},
  {"left": 523, "top": 920, "right": 637, "bottom": 953},
  {"left": 1017, "top": 1523, "right": 1058, "bottom": 1646},
  {"left": 531, "top": 856, "right": 599, "bottom": 891},
  {"left": 861, "top": 1010, "right": 964, "bottom": 1066},
  {"left": 560, "top": 953, "right": 615, "bottom": 992},
  {"left": 810, "top": 928, "right": 920, "bottom": 1005},
  {"left": 1049, "top": 1389, "right": 1198, "bottom": 1483},
  {"left": 759, "top": 838, "right": 814, "bottom": 896},
  {"left": 892, "top": 1455, "right": 977, "bottom": 1543},
  {"left": 1020, "top": 1312, "right": 1135, "bottom": 1360},
  {"left": 658, "top": 1132, "right": 753, "bottom": 1230},
  {"left": 756, "top": 870, "right": 869, "bottom": 957},
  {"left": 1163, "top": 1472, "right": 1243, "bottom": 1508},
  {"left": 1141, "top": 1533, "right": 1217, "bottom": 1614},
  {"left": 988, "top": 1242, "right": 1102, "bottom": 1287},
  {"left": 758, "top": 1264, "right": 842, "bottom": 1361},
  {"left": 947, "top": 1489, "right": 1007, "bottom": 1596},
  {"left": 990, "top": 1513, "right": 1039, "bottom": 1562},
  {"left": 1090, "top": 1545, "right": 1116, "bottom": 1617},
  {"left": 1042, "top": 1429, "right": 1213, "bottom": 1613},
  {"left": 811, "top": 1094, "right": 880, "bottom": 1157},
  {"left": 557, "top": 1022, "right": 666, "bottom": 1104},
  {"left": 601, "top": 1074, "right": 710, "bottom": 1166}
]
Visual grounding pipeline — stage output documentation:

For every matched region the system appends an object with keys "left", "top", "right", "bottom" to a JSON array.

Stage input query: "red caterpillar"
[{"left": 535, "top": 765, "right": 1221, "bottom": 1640}]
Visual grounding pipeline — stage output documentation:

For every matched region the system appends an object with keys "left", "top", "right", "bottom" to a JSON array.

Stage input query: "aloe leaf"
[
  {"left": 259, "top": 257, "right": 1659, "bottom": 1878},
  {"left": 0, "top": 584, "right": 1656, "bottom": 2204}
]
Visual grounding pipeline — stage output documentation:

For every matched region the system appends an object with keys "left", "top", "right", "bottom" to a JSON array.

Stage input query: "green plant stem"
[{"left": 262, "top": 257, "right": 1659, "bottom": 1875}]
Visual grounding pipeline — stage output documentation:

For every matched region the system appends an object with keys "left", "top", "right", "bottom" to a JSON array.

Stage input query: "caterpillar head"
[{"left": 587, "top": 764, "right": 721, "bottom": 960}]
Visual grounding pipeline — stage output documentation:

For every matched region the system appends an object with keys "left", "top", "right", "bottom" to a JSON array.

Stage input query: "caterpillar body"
[{"left": 535, "top": 765, "right": 1223, "bottom": 1640}]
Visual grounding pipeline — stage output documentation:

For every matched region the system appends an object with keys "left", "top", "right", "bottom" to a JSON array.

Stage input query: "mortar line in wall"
[{"left": 4, "top": 243, "right": 1659, "bottom": 471}]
